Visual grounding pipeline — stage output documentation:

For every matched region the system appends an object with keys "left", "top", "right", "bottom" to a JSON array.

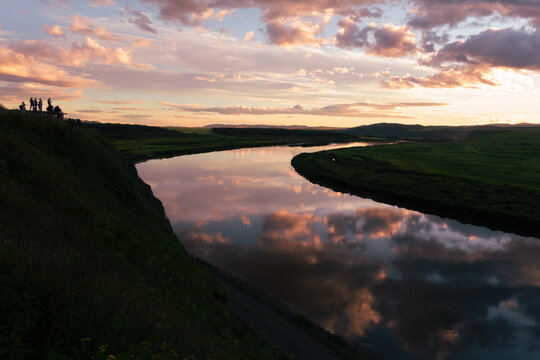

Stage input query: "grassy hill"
[
  {"left": 292, "top": 129, "right": 540, "bottom": 238},
  {"left": 0, "top": 109, "right": 280, "bottom": 359},
  {"left": 85, "top": 122, "right": 368, "bottom": 163}
]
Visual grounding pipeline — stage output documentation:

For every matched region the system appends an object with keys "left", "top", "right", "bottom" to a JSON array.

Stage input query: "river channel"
[{"left": 136, "top": 143, "right": 540, "bottom": 360}]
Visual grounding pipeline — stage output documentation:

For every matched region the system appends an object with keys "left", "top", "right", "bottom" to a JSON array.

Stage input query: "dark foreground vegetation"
[
  {"left": 0, "top": 109, "right": 281, "bottom": 359},
  {"left": 292, "top": 129, "right": 540, "bottom": 238},
  {"left": 85, "top": 122, "right": 375, "bottom": 162}
]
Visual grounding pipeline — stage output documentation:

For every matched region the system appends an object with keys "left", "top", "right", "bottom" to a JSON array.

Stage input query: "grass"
[
  {"left": 83, "top": 122, "right": 369, "bottom": 163},
  {"left": 0, "top": 109, "right": 282, "bottom": 359},
  {"left": 292, "top": 129, "right": 540, "bottom": 238}
]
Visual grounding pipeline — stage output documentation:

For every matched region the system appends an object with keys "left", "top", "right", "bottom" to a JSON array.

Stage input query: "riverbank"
[
  {"left": 84, "top": 122, "right": 381, "bottom": 163},
  {"left": 292, "top": 129, "right": 540, "bottom": 239},
  {"left": 0, "top": 110, "right": 281, "bottom": 359}
]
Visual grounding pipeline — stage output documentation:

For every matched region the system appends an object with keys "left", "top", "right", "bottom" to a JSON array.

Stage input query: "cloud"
[
  {"left": 0, "top": 83, "right": 84, "bottom": 106},
  {"left": 76, "top": 109, "right": 104, "bottom": 113},
  {"left": 44, "top": 25, "right": 65, "bottom": 38},
  {"left": 90, "top": 0, "right": 115, "bottom": 5},
  {"left": 139, "top": 0, "right": 380, "bottom": 45},
  {"left": 10, "top": 37, "right": 142, "bottom": 69},
  {"left": 132, "top": 38, "right": 153, "bottom": 47},
  {"left": 0, "top": 45, "right": 99, "bottom": 88},
  {"left": 124, "top": 8, "right": 158, "bottom": 34},
  {"left": 335, "top": 19, "right": 417, "bottom": 58},
  {"left": 385, "top": 27, "right": 540, "bottom": 89},
  {"left": 69, "top": 14, "right": 119, "bottom": 41},
  {"left": 266, "top": 18, "right": 329, "bottom": 47},
  {"left": 243, "top": 30, "right": 255, "bottom": 42},
  {"left": 368, "top": 24, "right": 417, "bottom": 57},
  {"left": 159, "top": 101, "right": 446, "bottom": 118},
  {"left": 408, "top": 0, "right": 540, "bottom": 30},
  {"left": 382, "top": 65, "right": 497, "bottom": 89},
  {"left": 426, "top": 28, "right": 540, "bottom": 71},
  {"left": 94, "top": 99, "right": 147, "bottom": 104}
]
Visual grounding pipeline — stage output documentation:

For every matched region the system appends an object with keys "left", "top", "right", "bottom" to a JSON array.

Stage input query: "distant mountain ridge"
[{"left": 341, "top": 123, "right": 540, "bottom": 141}]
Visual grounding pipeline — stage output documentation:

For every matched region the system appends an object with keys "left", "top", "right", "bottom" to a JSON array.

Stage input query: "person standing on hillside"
[
  {"left": 29, "top": 97, "right": 34, "bottom": 111},
  {"left": 38, "top": 98, "right": 43, "bottom": 112}
]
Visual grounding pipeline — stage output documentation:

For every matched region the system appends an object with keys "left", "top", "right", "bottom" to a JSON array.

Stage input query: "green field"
[
  {"left": 84, "top": 122, "right": 372, "bottom": 162},
  {"left": 292, "top": 129, "right": 540, "bottom": 238},
  {"left": 0, "top": 110, "right": 281, "bottom": 359}
]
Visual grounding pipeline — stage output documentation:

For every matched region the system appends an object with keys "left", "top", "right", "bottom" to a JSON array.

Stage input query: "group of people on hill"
[{"left": 19, "top": 97, "right": 64, "bottom": 119}]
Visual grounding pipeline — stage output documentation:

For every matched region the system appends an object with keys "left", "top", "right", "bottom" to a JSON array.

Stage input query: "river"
[{"left": 136, "top": 143, "right": 540, "bottom": 360}]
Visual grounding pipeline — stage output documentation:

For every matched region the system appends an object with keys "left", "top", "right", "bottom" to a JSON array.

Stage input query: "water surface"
[{"left": 137, "top": 144, "right": 540, "bottom": 360}]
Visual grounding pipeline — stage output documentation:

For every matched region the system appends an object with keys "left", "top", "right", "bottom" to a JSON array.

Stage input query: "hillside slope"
[{"left": 0, "top": 110, "right": 280, "bottom": 359}]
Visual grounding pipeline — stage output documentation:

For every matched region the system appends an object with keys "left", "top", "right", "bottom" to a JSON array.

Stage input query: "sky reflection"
[{"left": 137, "top": 144, "right": 540, "bottom": 360}]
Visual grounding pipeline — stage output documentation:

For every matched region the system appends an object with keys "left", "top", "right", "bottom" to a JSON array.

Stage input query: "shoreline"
[{"left": 291, "top": 147, "right": 540, "bottom": 240}]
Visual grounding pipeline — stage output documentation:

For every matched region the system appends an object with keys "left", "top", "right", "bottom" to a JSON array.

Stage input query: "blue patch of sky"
[{"left": 204, "top": 8, "right": 263, "bottom": 42}]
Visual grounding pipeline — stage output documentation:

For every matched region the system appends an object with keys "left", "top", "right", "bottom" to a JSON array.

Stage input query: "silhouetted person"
[
  {"left": 38, "top": 98, "right": 43, "bottom": 112},
  {"left": 29, "top": 97, "right": 34, "bottom": 111},
  {"left": 54, "top": 105, "right": 64, "bottom": 119},
  {"left": 19, "top": 101, "right": 26, "bottom": 112},
  {"left": 47, "top": 98, "right": 52, "bottom": 107}
]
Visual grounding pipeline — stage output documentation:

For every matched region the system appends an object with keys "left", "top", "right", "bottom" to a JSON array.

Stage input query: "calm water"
[{"left": 137, "top": 144, "right": 540, "bottom": 360}]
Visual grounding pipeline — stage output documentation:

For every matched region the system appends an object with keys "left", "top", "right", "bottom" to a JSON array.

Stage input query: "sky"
[{"left": 1, "top": 0, "right": 539, "bottom": 127}]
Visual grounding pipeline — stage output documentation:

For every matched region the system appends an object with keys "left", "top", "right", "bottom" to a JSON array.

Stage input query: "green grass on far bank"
[
  {"left": 0, "top": 109, "right": 281, "bottom": 359},
  {"left": 292, "top": 129, "right": 540, "bottom": 238},
  {"left": 84, "top": 122, "right": 372, "bottom": 163}
]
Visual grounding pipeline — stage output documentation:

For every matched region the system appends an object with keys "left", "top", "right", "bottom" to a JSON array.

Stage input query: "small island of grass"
[{"left": 292, "top": 129, "right": 540, "bottom": 238}]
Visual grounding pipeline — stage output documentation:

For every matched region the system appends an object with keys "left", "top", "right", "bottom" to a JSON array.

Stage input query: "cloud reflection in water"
[{"left": 137, "top": 145, "right": 540, "bottom": 360}]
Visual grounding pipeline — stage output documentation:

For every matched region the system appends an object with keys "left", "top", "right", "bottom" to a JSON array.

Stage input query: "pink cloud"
[
  {"left": 335, "top": 20, "right": 417, "bottom": 58},
  {"left": 70, "top": 14, "right": 119, "bottom": 41},
  {"left": 266, "top": 19, "right": 328, "bottom": 47},
  {"left": 159, "top": 101, "right": 446, "bottom": 117},
  {"left": 0, "top": 45, "right": 99, "bottom": 88},
  {"left": 368, "top": 24, "right": 417, "bottom": 57},
  {"left": 124, "top": 8, "right": 158, "bottom": 34},
  {"left": 382, "top": 65, "right": 497, "bottom": 89},
  {"left": 385, "top": 27, "right": 540, "bottom": 89},
  {"left": 94, "top": 99, "right": 147, "bottom": 104},
  {"left": 44, "top": 25, "right": 65, "bottom": 38},
  {"left": 425, "top": 28, "right": 540, "bottom": 71},
  {"left": 408, "top": 0, "right": 540, "bottom": 30},
  {"left": 139, "top": 0, "right": 380, "bottom": 44}
]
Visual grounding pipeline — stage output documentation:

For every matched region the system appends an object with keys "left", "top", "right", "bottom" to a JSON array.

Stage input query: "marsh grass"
[{"left": 0, "top": 110, "right": 281, "bottom": 359}]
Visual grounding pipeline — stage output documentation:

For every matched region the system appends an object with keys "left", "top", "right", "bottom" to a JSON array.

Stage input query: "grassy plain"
[
  {"left": 84, "top": 122, "right": 369, "bottom": 162},
  {"left": 0, "top": 110, "right": 281, "bottom": 359},
  {"left": 292, "top": 129, "right": 540, "bottom": 238}
]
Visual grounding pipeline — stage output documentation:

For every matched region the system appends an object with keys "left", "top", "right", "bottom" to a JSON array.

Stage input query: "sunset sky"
[{"left": 1, "top": 0, "right": 539, "bottom": 127}]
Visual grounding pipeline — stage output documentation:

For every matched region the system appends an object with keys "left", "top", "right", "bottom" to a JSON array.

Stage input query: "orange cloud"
[
  {"left": 70, "top": 14, "right": 119, "bottom": 41},
  {"left": 44, "top": 25, "right": 65, "bottom": 38},
  {"left": 382, "top": 65, "right": 497, "bottom": 89},
  {"left": 159, "top": 101, "right": 445, "bottom": 117},
  {"left": 0, "top": 46, "right": 98, "bottom": 88}
]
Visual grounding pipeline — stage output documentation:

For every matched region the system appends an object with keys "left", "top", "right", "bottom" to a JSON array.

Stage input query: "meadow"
[{"left": 292, "top": 129, "right": 540, "bottom": 238}]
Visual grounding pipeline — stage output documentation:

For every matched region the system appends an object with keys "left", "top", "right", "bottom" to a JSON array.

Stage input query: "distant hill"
[
  {"left": 84, "top": 122, "right": 186, "bottom": 140},
  {"left": 341, "top": 123, "right": 540, "bottom": 141},
  {"left": 204, "top": 124, "right": 340, "bottom": 130},
  {"left": 212, "top": 126, "right": 358, "bottom": 141}
]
